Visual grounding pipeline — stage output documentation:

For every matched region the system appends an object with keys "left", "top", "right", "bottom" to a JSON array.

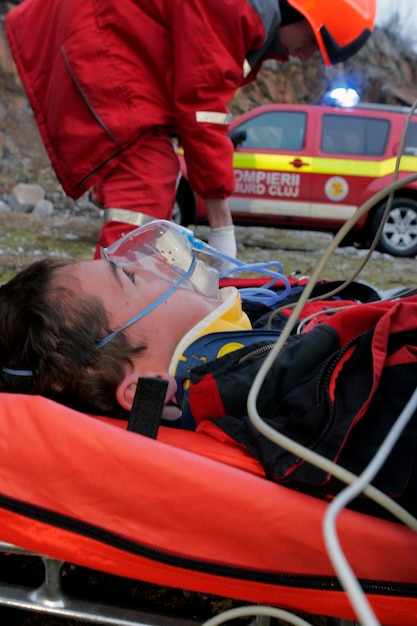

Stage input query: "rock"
[
  {"left": 32, "top": 198, "right": 54, "bottom": 217},
  {"left": 9, "top": 182, "right": 45, "bottom": 212}
]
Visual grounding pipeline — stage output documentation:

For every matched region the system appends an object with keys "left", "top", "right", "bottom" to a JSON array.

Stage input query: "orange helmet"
[{"left": 286, "top": 0, "right": 377, "bottom": 66}]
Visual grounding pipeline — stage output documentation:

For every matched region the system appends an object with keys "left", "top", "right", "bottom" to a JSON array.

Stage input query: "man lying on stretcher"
[{"left": 0, "top": 220, "right": 416, "bottom": 519}]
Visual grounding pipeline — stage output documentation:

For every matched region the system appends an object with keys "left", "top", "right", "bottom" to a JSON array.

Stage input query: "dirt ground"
[{"left": 0, "top": 209, "right": 416, "bottom": 292}]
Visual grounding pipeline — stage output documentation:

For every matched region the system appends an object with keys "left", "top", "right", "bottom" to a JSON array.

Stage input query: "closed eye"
[{"left": 122, "top": 267, "right": 135, "bottom": 283}]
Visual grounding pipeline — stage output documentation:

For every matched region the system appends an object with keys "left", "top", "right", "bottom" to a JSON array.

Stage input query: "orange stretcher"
[{"left": 0, "top": 392, "right": 416, "bottom": 625}]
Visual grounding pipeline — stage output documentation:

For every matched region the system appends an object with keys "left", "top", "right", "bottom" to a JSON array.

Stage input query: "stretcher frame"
[
  {"left": 0, "top": 541, "right": 354, "bottom": 626},
  {"left": 0, "top": 541, "right": 199, "bottom": 626}
]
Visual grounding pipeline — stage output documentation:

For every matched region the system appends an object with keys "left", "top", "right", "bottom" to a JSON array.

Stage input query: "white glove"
[{"left": 208, "top": 225, "right": 237, "bottom": 271}]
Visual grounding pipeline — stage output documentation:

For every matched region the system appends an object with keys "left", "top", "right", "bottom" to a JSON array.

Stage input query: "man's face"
[
  {"left": 51, "top": 258, "right": 221, "bottom": 416},
  {"left": 54, "top": 259, "right": 218, "bottom": 370},
  {"left": 279, "top": 20, "right": 319, "bottom": 63}
]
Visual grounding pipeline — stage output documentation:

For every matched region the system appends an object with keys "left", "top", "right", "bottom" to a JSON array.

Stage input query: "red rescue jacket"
[{"left": 6, "top": 0, "right": 284, "bottom": 199}]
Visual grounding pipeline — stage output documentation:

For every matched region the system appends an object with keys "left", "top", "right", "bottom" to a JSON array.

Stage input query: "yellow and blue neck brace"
[
  {"left": 169, "top": 286, "right": 251, "bottom": 378},
  {"left": 169, "top": 287, "right": 280, "bottom": 429}
]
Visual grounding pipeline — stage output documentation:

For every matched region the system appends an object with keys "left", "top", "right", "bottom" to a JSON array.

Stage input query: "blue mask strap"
[{"left": 2, "top": 367, "right": 33, "bottom": 376}]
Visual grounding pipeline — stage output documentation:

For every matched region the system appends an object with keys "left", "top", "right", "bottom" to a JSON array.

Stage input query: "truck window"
[
  {"left": 231, "top": 111, "right": 306, "bottom": 151},
  {"left": 405, "top": 122, "right": 417, "bottom": 155},
  {"left": 321, "top": 114, "right": 389, "bottom": 157}
]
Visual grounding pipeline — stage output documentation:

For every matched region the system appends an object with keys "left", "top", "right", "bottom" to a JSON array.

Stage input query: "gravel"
[{"left": 1, "top": 210, "right": 417, "bottom": 296}]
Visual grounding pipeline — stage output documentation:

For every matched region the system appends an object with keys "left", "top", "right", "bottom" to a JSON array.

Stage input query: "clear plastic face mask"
[
  {"left": 97, "top": 221, "right": 220, "bottom": 348},
  {"left": 101, "top": 220, "right": 221, "bottom": 298},
  {"left": 97, "top": 220, "right": 291, "bottom": 348}
]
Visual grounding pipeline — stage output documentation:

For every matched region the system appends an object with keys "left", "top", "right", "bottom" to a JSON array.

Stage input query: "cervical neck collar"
[
  {"left": 169, "top": 287, "right": 280, "bottom": 430},
  {"left": 169, "top": 287, "right": 251, "bottom": 377}
]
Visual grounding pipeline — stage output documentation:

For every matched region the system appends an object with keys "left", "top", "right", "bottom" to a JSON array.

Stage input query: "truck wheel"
[{"left": 369, "top": 197, "right": 417, "bottom": 257}]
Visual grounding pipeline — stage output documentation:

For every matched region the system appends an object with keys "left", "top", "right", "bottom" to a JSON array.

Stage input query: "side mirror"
[{"left": 229, "top": 129, "right": 247, "bottom": 148}]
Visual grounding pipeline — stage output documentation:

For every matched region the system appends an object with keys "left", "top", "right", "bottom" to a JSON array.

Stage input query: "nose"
[{"left": 297, "top": 41, "right": 318, "bottom": 63}]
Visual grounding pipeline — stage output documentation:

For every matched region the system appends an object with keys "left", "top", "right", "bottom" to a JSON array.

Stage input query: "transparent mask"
[
  {"left": 101, "top": 220, "right": 221, "bottom": 300},
  {"left": 98, "top": 220, "right": 291, "bottom": 348}
]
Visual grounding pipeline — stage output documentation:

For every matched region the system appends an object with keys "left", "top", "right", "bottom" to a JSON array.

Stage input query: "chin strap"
[{"left": 127, "top": 377, "right": 168, "bottom": 439}]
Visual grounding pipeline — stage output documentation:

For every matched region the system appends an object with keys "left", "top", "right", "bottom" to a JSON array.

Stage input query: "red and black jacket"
[{"left": 188, "top": 296, "right": 417, "bottom": 519}]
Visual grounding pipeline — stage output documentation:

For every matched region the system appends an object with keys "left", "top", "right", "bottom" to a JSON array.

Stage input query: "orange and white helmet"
[{"left": 284, "top": 0, "right": 377, "bottom": 66}]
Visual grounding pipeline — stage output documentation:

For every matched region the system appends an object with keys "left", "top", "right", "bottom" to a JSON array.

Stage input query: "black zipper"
[
  {"left": 238, "top": 342, "right": 276, "bottom": 365},
  {"left": 308, "top": 333, "right": 364, "bottom": 453},
  {"left": 316, "top": 333, "right": 363, "bottom": 406},
  {"left": 1, "top": 493, "right": 416, "bottom": 597},
  {"left": 236, "top": 335, "right": 363, "bottom": 456}
]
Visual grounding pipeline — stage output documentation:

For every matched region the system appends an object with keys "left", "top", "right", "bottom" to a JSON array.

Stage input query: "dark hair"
[{"left": 0, "top": 259, "right": 145, "bottom": 418}]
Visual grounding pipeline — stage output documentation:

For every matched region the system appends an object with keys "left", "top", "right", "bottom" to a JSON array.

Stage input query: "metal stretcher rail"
[
  {"left": 0, "top": 542, "right": 359, "bottom": 626},
  {"left": 0, "top": 541, "right": 197, "bottom": 626}
]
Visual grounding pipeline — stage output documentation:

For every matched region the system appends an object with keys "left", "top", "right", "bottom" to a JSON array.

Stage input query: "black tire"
[
  {"left": 173, "top": 177, "right": 196, "bottom": 226},
  {"left": 369, "top": 197, "right": 417, "bottom": 257}
]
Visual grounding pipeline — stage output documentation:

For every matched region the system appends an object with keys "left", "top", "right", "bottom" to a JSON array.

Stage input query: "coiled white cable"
[
  {"left": 201, "top": 604, "right": 314, "bottom": 626},
  {"left": 247, "top": 173, "right": 417, "bottom": 529}
]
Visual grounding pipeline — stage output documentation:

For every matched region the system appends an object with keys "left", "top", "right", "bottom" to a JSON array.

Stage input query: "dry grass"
[{"left": 0, "top": 211, "right": 414, "bottom": 294}]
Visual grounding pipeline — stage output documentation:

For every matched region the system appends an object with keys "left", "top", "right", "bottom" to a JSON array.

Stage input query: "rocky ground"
[{"left": 1, "top": 208, "right": 417, "bottom": 294}]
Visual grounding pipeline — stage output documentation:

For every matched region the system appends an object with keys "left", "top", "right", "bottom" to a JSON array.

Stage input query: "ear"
[
  {"left": 116, "top": 371, "right": 139, "bottom": 412},
  {"left": 116, "top": 372, "right": 178, "bottom": 412}
]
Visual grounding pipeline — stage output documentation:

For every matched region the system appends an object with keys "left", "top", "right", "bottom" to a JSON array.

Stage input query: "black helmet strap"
[
  {"left": 320, "top": 25, "right": 372, "bottom": 65},
  {"left": 278, "top": 0, "right": 304, "bottom": 26}
]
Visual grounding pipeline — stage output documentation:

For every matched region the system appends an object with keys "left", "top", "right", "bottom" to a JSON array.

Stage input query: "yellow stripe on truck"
[
  {"left": 234, "top": 153, "right": 313, "bottom": 172},
  {"left": 313, "top": 156, "right": 397, "bottom": 177},
  {"left": 234, "top": 153, "right": 417, "bottom": 178}
]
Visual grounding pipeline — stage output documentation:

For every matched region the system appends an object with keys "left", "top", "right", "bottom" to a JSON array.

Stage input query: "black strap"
[{"left": 127, "top": 377, "right": 168, "bottom": 439}]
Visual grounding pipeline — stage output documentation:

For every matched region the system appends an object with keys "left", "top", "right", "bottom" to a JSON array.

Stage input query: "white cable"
[
  {"left": 200, "top": 604, "right": 314, "bottom": 626},
  {"left": 319, "top": 104, "right": 417, "bottom": 623},
  {"left": 323, "top": 385, "right": 417, "bottom": 626}
]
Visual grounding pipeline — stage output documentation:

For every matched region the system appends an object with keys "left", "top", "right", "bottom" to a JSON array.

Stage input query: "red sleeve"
[{"left": 170, "top": 0, "right": 266, "bottom": 198}]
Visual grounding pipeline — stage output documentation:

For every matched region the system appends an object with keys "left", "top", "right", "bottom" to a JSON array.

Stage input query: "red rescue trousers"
[{"left": 93, "top": 129, "right": 180, "bottom": 258}]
